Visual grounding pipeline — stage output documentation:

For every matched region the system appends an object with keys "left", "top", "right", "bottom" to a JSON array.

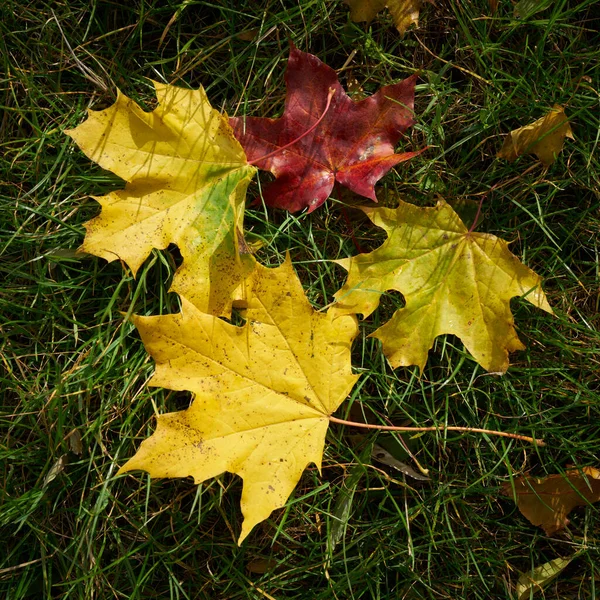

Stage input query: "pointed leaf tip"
[{"left": 516, "top": 557, "right": 573, "bottom": 600}]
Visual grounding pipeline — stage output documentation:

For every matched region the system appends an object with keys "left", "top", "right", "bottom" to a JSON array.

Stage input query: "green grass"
[{"left": 1, "top": 0, "right": 599, "bottom": 598}]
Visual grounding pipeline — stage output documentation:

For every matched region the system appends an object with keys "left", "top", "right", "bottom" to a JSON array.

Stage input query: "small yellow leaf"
[
  {"left": 332, "top": 199, "right": 552, "bottom": 373},
  {"left": 66, "top": 429, "right": 83, "bottom": 455},
  {"left": 66, "top": 81, "right": 256, "bottom": 317},
  {"left": 497, "top": 105, "right": 574, "bottom": 167},
  {"left": 344, "top": 0, "right": 421, "bottom": 35},
  {"left": 502, "top": 467, "right": 600, "bottom": 535},
  {"left": 119, "top": 258, "right": 359, "bottom": 543},
  {"left": 43, "top": 455, "right": 67, "bottom": 487},
  {"left": 516, "top": 557, "right": 573, "bottom": 600}
]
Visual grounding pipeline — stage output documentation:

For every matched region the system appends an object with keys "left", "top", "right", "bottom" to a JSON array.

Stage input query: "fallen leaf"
[
  {"left": 514, "top": 0, "right": 554, "bottom": 19},
  {"left": 328, "top": 447, "right": 370, "bottom": 553},
  {"left": 66, "top": 429, "right": 83, "bottom": 455},
  {"left": 501, "top": 467, "right": 600, "bottom": 535},
  {"left": 344, "top": 0, "right": 421, "bottom": 35},
  {"left": 371, "top": 444, "right": 429, "bottom": 481},
  {"left": 118, "top": 258, "right": 359, "bottom": 543},
  {"left": 515, "top": 557, "right": 573, "bottom": 600},
  {"left": 230, "top": 44, "right": 422, "bottom": 213},
  {"left": 246, "top": 558, "right": 278, "bottom": 574},
  {"left": 331, "top": 198, "right": 552, "bottom": 373},
  {"left": 43, "top": 455, "right": 67, "bottom": 487},
  {"left": 66, "top": 81, "right": 256, "bottom": 317},
  {"left": 236, "top": 28, "right": 259, "bottom": 41},
  {"left": 497, "top": 105, "right": 573, "bottom": 167}
]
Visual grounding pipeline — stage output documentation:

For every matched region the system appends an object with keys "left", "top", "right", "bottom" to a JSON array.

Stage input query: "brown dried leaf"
[
  {"left": 66, "top": 429, "right": 83, "bottom": 455},
  {"left": 344, "top": 0, "right": 421, "bottom": 35},
  {"left": 501, "top": 467, "right": 600, "bottom": 534}
]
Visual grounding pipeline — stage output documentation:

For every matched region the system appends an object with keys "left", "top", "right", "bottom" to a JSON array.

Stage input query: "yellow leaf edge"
[
  {"left": 515, "top": 556, "right": 574, "bottom": 600},
  {"left": 497, "top": 105, "right": 574, "bottom": 167}
]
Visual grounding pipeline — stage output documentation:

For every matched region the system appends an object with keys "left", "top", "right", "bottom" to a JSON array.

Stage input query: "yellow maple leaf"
[
  {"left": 332, "top": 199, "right": 553, "bottom": 373},
  {"left": 497, "top": 105, "right": 574, "bottom": 167},
  {"left": 118, "top": 258, "right": 359, "bottom": 543},
  {"left": 66, "top": 81, "right": 256, "bottom": 317},
  {"left": 344, "top": 0, "right": 421, "bottom": 35}
]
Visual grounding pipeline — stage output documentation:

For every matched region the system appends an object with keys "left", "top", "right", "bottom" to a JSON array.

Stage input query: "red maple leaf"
[{"left": 230, "top": 45, "right": 423, "bottom": 213}]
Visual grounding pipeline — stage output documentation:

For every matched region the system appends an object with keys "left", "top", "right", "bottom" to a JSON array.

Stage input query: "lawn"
[{"left": 1, "top": 0, "right": 599, "bottom": 598}]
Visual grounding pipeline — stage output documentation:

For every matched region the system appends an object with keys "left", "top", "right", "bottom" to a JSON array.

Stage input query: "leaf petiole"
[{"left": 328, "top": 416, "right": 544, "bottom": 446}]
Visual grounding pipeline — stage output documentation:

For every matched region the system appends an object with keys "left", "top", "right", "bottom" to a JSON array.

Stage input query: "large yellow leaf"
[
  {"left": 332, "top": 199, "right": 552, "bottom": 373},
  {"left": 502, "top": 467, "right": 600, "bottom": 535},
  {"left": 118, "top": 258, "right": 359, "bottom": 543},
  {"left": 497, "top": 105, "right": 574, "bottom": 167},
  {"left": 66, "top": 81, "right": 256, "bottom": 317},
  {"left": 344, "top": 0, "right": 421, "bottom": 35}
]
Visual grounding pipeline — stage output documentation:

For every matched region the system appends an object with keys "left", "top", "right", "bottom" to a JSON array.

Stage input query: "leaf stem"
[
  {"left": 468, "top": 194, "right": 485, "bottom": 233},
  {"left": 335, "top": 181, "right": 365, "bottom": 253},
  {"left": 328, "top": 416, "right": 544, "bottom": 446},
  {"left": 248, "top": 87, "right": 336, "bottom": 166}
]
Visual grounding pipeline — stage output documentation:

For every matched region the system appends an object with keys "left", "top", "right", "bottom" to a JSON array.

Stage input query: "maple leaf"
[
  {"left": 501, "top": 467, "right": 600, "bottom": 535},
  {"left": 344, "top": 0, "right": 422, "bottom": 35},
  {"left": 230, "top": 45, "right": 422, "bottom": 213},
  {"left": 66, "top": 81, "right": 256, "bottom": 317},
  {"left": 118, "top": 258, "right": 359, "bottom": 543},
  {"left": 331, "top": 199, "right": 553, "bottom": 373},
  {"left": 497, "top": 105, "right": 574, "bottom": 167}
]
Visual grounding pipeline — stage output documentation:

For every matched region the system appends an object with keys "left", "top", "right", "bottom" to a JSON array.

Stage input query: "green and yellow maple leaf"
[
  {"left": 66, "top": 81, "right": 256, "bottom": 317},
  {"left": 119, "top": 258, "right": 359, "bottom": 543},
  {"left": 331, "top": 199, "right": 553, "bottom": 373}
]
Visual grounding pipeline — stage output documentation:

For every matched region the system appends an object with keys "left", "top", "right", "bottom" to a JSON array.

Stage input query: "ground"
[{"left": 1, "top": 1, "right": 599, "bottom": 598}]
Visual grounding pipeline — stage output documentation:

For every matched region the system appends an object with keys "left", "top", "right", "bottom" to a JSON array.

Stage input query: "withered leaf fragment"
[
  {"left": 515, "top": 557, "right": 573, "bottom": 600},
  {"left": 345, "top": 0, "right": 421, "bottom": 35},
  {"left": 497, "top": 105, "right": 573, "bottom": 167},
  {"left": 502, "top": 467, "right": 600, "bottom": 535}
]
